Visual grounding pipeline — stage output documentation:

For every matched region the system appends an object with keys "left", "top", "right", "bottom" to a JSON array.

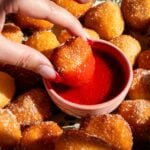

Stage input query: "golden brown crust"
[
  {"left": 51, "top": 37, "right": 95, "bottom": 86},
  {"left": 121, "top": 0, "right": 150, "bottom": 31},
  {"left": 84, "top": 27, "right": 100, "bottom": 40},
  {"left": 118, "top": 99, "right": 150, "bottom": 144},
  {"left": 52, "top": 37, "right": 91, "bottom": 72},
  {"left": 80, "top": 114, "right": 133, "bottom": 150},
  {"left": 52, "top": 0, "right": 93, "bottom": 18},
  {"left": 25, "top": 31, "right": 59, "bottom": 58},
  {"left": 0, "top": 71, "right": 15, "bottom": 108},
  {"left": 55, "top": 130, "right": 112, "bottom": 150},
  {"left": 0, "top": 109, "right": 21, "bottom": 146},
  {"left": 137, "top": 49, "right": 150, "bottom": 69},
  {"left": 84, "top": 1, "right": 124, "bottom": 40},
  {"left": 13, "top": 13, "right": 54, "bottom": 30},
  {"left": 57, "top": 29, "right": 72, "bottom": 43},
  {"left": 110, "top": 34, "right": 141, "bottom": 66},
  {"left": 8, "top": 88, "right": 52, "bottom": 126},
  {"left": 20, "top": 121, "right": 63, "bottom": 150},
  {"left": 2, "top": 23, "right": 24, "bottom": 43},
  {"left": 128, "top": 68, "right": 150, "bottom": 99},
  {"left": 58, "top": 28, "right": 100, "bottom": 43}
]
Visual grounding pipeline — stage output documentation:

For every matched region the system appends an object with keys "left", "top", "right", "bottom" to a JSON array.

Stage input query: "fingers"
[
  {"left": 0, "top": 35, "right": 56, "bottom": 79},
  {"left": 0, "top": 0, "right": 88, "bottom": 79},
  {"left": 3, "top": 0, "right": 87, "bottom": 40},
  {"left": 0, "top": 7, "right": 5, "bottom": 31}
]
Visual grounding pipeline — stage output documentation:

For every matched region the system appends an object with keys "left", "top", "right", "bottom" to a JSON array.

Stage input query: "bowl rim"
[{"left": 43, "top": 39, "right": 133, "bottom": 110}]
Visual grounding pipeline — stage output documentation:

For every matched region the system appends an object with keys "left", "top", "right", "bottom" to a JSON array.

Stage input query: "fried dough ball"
[
  {"left": 0, "top": 71, "right": 15, "bottom": 108},
  {"left": 84, "top": 1, "right": 124, "bottom": 40},
  {"left": 119, "top": 100, "right": 150, "bottom": 145},
  {"left": 1, "top": 23, "right": 23, "bottom": 43},
  {"left": 110, "top": 35, "right": 141, "bottom": 66},
  {"left": 121, "top": 0, "right": 150, "bottom": 31},
  {"left": 51, "top": 37, "right": 95, "bottom": 87},
  {"left": 55, "top": 130, "right": 112, "bottom": 150},
  {"left": 8, "top": 88, "right": 52, "bottom": 126},
  {"left": 13, "top": 13, "right": 54, "bottom": 30},
  {"left": 25, "top": 31, "right": 59, "bottom": 58},
  {"left": 80, "top": 114, "right": 133, "bottom": 150},
  {"left": 0, "top": 109, "right": 21, "bottom": 146},
  {"left": 58, "top": 28, "right": 100, "bottom": 43},
  {"left": 52, "top": 0, "right": 93, "bottom": 18},
  {"left": 137, "top": 49, "right": 150, "bottom": 69},
  {"left": 19, "top": 121, "right": 63, "bottom": 150},
  {"left": 85, "top": 28, "right": 100, "bottom": 40},
  {"left": 57, "top": 29, "right": 71, "bottom": 43},
  {"left": 128, "top": 69, "right": 150, "bottom": 99}
]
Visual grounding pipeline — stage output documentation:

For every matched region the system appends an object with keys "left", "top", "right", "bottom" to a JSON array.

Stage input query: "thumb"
[{"left": 0, "top": 35, "right": 56, "bottom": 79}]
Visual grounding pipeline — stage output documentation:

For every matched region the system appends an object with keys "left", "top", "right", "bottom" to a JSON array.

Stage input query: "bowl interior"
[
  {"left": 43, "top": 39, "right": 132, "bottom": 112},
  {"left": 88, "top": 39, "right": 131, "bottom": 86}
]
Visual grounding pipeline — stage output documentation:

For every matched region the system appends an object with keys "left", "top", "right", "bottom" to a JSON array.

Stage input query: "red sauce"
[{"left": 52, "top": 51, "right": 124, "bottom": 105}]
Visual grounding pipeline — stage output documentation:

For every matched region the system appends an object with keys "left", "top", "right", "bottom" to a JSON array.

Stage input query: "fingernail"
[
  {"left": 38, "top": 65, "right": 56, "bottom": 79},
  {"left": 87, "top": 38, "right": 94, "bottom": 46},
  {"left": 55, "top": 72, "right": 63, "bottom": 83}
]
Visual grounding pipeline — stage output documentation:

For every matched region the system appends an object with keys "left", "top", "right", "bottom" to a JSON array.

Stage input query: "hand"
[{"left": 0, "top": 0, "right": 89, "bottom": 79}]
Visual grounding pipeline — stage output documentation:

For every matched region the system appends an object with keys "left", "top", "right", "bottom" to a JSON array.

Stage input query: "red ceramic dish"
[{"left": 43, "top": 39, "right": 133, "bottom": 118}]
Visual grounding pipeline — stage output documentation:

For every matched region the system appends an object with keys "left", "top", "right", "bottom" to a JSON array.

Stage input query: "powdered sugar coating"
[
  {"left": 119, "top": 99, "right": 150, "bottom": 144},
  {"left": 84, "top": 1, "right": 124, "bottom": 40},
  {"left": 20, "top": 121, "right": 63, "bottom": 150},
  {"left": 80, "top": 114, "right": 133, "bottom": 150},
  {"left": 8, "top": 88, "right": 52, "bottom": 126},
  {"left": 0, "top": 109, "right": 21, "bottom": 146},
  {"left": 128, "top": 69, "right": 150, "bottom": 99},
  {"left": 121, "top": 0, "right": 150, "bottom": 30}
]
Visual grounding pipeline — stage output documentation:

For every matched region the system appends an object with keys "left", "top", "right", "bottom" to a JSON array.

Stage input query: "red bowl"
[{"left": 43, "top": 39, "right": 133, "bottom": 118}]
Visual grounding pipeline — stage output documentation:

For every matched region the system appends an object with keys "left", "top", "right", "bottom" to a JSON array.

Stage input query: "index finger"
[{"left": 4, "top": 0, "right": 87, "bottom": 40}]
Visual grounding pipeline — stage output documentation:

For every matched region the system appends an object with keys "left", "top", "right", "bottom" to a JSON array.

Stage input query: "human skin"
[{"left": 0, "top": 0, "right": 89, "bottom": 80}]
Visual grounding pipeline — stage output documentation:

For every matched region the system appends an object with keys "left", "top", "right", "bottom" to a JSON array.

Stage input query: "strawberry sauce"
[{"left": 52, "top": 51, "right": 124, "bottom": 105}]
